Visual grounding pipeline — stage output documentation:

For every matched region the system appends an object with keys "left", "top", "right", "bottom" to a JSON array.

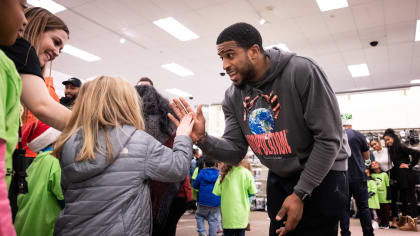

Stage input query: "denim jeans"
[
  {"left": 195, "top": 204, "right": 221, "bottom": 236},
  {"left": 340, "top": 180, "right": 374, "bottom": 236}
]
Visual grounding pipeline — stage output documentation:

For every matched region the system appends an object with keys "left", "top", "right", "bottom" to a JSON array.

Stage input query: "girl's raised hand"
[{"left": 176, "top": 113, "right": 194, "bottom": 137}]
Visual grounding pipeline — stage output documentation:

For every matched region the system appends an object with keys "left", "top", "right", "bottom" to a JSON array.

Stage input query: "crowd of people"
[
  {"left": 340, "top": 125, "right": 420, "bottom": 235},
  {"left": 1, "top": 1, "right": 420, "bottom": 236}
]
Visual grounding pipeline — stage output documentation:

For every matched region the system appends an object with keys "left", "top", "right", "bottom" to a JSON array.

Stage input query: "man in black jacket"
[
  {"left": 59, "top": 77, "right": 81, "bottom": 110},
  {"left": 169, "top": 22, "right": 349, "bottom": 236}
]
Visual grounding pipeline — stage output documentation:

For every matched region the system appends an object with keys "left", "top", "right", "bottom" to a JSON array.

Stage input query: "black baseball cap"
[{"left": 62, "top": 77, "right": 82, "bottom": 87}]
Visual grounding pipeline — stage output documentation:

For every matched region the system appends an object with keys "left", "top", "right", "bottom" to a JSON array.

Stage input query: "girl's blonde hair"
[
  {"left": 53, "top": 76, "right": 145, "bottom": 162},
  {"left": 23, "top": 7, "right": 69, "bottom": 55}
]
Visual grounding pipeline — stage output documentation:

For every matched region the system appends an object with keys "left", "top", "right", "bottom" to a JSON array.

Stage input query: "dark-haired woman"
[
  {"left": 383, "top": 128, "right": 420, "bottom": 231},
  {"left": 135, "top": 85, "right": 193, "bottom": 236}
]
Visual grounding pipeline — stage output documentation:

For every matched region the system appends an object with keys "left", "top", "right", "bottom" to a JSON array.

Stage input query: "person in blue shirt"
[{"left": 193, "top": 157, "right": 221, "bottom": 236}]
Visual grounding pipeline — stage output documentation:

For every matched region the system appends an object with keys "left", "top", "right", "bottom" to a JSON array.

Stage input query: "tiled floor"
[{"left": 176, "top": 211, "right": 418, "bottom": 236}]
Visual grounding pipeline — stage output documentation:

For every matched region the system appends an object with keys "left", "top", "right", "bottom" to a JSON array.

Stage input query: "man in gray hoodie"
[{"left": 170, "top": 22, "right": 349, "bottom": 236}]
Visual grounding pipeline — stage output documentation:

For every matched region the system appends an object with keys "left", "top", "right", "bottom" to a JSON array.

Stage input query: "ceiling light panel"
[
  {"left": 166, "top": 88, "right": 192, "bottom": 97},
  {"left": 316, "top": 0, "right": 348, "bottom": 12},
  {"left": 62, "top": 45, "right": 101, "bottom": 62},
  {"left": 27, "top": 0, "right": 66, "bottom": 14},
  {"left": 347, "top": 64, "right": 370, "bottom": 77},
  {"left": 153, "top": 17, "right": 199, "bottom": 41},
  {"left": 162, "top": 63, "right": 194, "bottom": 77}
]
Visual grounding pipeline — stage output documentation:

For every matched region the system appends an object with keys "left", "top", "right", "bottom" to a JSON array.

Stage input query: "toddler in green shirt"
[
  {"left": 213, "top": 163, "right": 257, "bottom": 235},
  {"left": 370, "top": 161, "right": 391, "bottom": 229}
]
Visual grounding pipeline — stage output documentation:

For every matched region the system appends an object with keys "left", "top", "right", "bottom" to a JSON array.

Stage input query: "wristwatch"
[{"left": 294, "top": 189, "right": 309, "bottom": 201}]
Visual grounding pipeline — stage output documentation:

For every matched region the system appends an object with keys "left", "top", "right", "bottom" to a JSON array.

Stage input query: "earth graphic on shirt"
[{"left": 248, "top": 108, "right": 275, "bottom": 135}]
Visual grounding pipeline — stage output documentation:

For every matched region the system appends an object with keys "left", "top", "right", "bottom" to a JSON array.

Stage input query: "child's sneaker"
[{"left": 379, "top": 225, "right": 389, "bottom": 229}]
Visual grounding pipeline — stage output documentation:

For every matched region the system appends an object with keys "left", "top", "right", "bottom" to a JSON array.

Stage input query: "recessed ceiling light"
[
  {"left": 259, "top": 18, "right": 266, "bottom": 25},
  {"left": 119, "top": 38, "right": 126, "bottom": 44},
  {"left": 153, "top": 17, "right": 199, "bottom": 41},
  {"left": 162, "top": 63, "right": 194, "bottom": 77},
  {"left": 410, "top": 79, "right": 420, "bottom": 83},
  {"left": 316, "top": 0, "right": 348, "bottom": 12},
  {"left": 165, "top": 88, "right": 192, "bottom": 97},
  {"left": 415, "top": 20, "right": 420, "bottom": 41},
  {"left": 62, "top": 45, "right": 101, "bottom": 62},
  {"left": 27, "top": 0, "right": 66, "bottom": 14},
  {"left": 265, "top": 43, "right": 290, "bottom": 52},
  {"left": 347, "top": 64, "right": 370, "bottom": 77}
]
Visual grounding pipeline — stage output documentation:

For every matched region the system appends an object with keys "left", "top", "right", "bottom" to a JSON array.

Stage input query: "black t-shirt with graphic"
[{"left": 0, "top": 38, "right": 44, "bottom": 80}]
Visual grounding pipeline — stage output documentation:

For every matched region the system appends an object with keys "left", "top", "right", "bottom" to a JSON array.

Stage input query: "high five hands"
[{"left": 168, "top": 97, "right": 206, "bottom": 143}]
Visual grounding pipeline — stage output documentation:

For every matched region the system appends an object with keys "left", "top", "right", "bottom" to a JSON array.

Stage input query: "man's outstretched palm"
[{"left": 169, "top": 97, "right": 206, "bottom": 142}]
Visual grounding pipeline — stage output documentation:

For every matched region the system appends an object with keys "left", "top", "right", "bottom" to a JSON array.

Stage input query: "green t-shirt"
[
  {"left": 213, "top": 166, "right": 257, "bottom": 229},
  {"left": 14, "top": 151, "right": 63, "bottom": 236},
  {"left": 192, "top": 167, "right": 199, "bottom": 200},
  {"left": 0, "top": 49, "right": 22, "bottom": 189},
  {"left": 371, "top": 172, "right": 391, "bottom": 204},
  {"left": 367, "top": 179, "right": 379, "bottom": 209}
]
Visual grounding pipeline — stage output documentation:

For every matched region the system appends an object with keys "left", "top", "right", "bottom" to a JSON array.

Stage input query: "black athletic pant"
[
  {"left": 159, "top": 197, "right": 188, "bottom": 236},
  {"left": 267, "top": 170, "right": 348, "bottom": 236}
]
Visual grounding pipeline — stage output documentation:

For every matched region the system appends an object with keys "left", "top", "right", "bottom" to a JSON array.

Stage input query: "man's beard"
[
  {"left": 236, "top": 59, "right": 256, "bottom": 87},
  {"left": 65, "top": 94, "right": 77, "bottom": 102}
]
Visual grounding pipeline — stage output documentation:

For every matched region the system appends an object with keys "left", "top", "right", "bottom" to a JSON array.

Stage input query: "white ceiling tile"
[
  {"left": 351, "top": 0, "right": 384, "bottom": 30},
  {"left": 384, "top": 0, "right": 416, "bottom": 24},
  {"left": 295, "top": 13, "right": 330, "bottom": 38},
  {"left": 386, "top": 21, "right": 416, "bottom": 44},
  {"left": 341, "top": 50, "right": 366, "bottom": 64},
  {"left": 333, "top": 30, "right": 363, "bottom": 52},
  {"left": 55, "top": 0, "right": 93, "bottom": 8},
  {"left": 151, "top": 0, "right": 192, "bottom": 15},
  {"left": 280, "top": 0, "right": 324, "bottom": 18},
  {"left": 323, "top": 7, "right": 357, "bottom": 34},
  {"left": 388, "top": 42, "right": 413, "bottom": 77},
  {"left": 353, "top": 77, "right": 374, "bottom": 89},
  {"left": 308, "top": 34, "right": 340, "bottom": 55}
]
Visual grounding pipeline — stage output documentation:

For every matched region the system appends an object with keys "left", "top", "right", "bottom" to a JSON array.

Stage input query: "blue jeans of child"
[{"left": 195, "top": 204, "right": 220, "bottom": 236}]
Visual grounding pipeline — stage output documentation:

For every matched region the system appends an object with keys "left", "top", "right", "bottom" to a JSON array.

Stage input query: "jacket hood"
[
  {"left": 200, "top": 168, "right": 220, "bottom": 183},
  {"left": 247, "top": 47, "right": 295, "bottom": 89},
  {"left": 60, "top": 125, "right": 137, "bottom": 183}
]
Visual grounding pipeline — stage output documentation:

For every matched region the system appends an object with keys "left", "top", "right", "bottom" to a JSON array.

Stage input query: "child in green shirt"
[
  {"left": 213, "top": 162, "right": 257, "bottom": 236},
  {"left": 366, "top": 168, "right": 380, "bottom": 230},
  {"left": 0, "top": 1, "right": 28, "bottom": 235},
  {"left": 14, "top": 120, "right": 63, "bottom": 236},
  {"left": 370, "top": 161, "right": 391, "bottom": 229}
]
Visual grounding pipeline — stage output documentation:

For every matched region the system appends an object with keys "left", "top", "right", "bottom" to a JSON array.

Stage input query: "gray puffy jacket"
[{"left": 54, "top": 125, "right": 192, "bottom": 236}]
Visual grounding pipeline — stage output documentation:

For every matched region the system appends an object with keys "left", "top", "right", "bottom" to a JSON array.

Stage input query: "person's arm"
[
  {"left": 169, "top": 97, "right": 248, "bottom": 165},
  {"left": 363, "top": 151, "right": 370, "bottom": 161},
  {"left": 401, "top": 145, "right": 420, "bottom": 169},
  {"left": 192, "top": 172, "right": 202, "bottom": 190},
  {"left": 145, "top": 114, "right": 194, "bottom": 182},
  {"left": 292, "top": 61, "right": 343, "bottom": 196},
  {"left": 20, "top": 74, "right": 71, "bottom": 131},
  {"left": 198, "top": 98, "right": 248, "bottom": 164}
]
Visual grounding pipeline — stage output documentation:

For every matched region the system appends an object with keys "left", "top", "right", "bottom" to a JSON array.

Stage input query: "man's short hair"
[
  {"left": 137, "top": 77, "right": 153, "bottom": 86},
  {"left": 216, "top": 22, "right": 264, "bottom": 51}
]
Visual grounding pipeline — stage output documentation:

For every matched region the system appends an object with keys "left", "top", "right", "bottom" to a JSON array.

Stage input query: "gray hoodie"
[
  {"left": 54, "top": 125, "right": 192, "bottom": 236},
  {"left": 198, "top": 48, "right": 349, "bottom": 195}
]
